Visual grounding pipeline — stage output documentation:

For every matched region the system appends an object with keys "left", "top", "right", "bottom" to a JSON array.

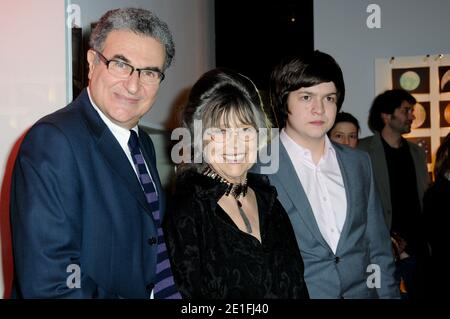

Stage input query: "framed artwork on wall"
[
  {"left": 392, "top": 67, "right": 430, "bottom": 94},
  {"left": 439, "top": 66, "right": 450, "bottom": 93},
  {"left": 411, "top": 101, "right": 430, "bottom": 129},
  {"left": 72, "top": 27, "right": 83, "bottom": 99},
  {"left": 439, "top": 101, "right": 450, "bottom": 127},
  {"left": 376, "top": 54, "right": 450, "bottom": 178}
]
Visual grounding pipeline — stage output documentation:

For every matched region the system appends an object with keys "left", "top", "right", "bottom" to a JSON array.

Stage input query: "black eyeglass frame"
[{"left": 91, "top": 49, "right": 165, "bottom": 83}]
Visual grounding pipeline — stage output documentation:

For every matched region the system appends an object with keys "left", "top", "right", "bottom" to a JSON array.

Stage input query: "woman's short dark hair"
[
  {"left": 270, "top": 50, "right": 345, "bottom": 128},
  {"left": 182, "top": 68, "right": 270, "bottom": 167},
  {"left": 327, "top": 111, "right": 360, "bottom": 137},
  {"left": 434, "top": 132, "right": 450, "bottom": 181},
  {"left": 368, "top": 89, "right": 416, "bottom": 132}
]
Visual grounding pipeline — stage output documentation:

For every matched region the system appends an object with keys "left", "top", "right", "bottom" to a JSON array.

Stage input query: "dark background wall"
[{"left": 215, "top": 0, "right": 314, "bottom": 91}]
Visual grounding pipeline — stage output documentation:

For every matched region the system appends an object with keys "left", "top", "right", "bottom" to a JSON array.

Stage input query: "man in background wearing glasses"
[{"left": 10, "top": 8, "right": 179, "bottom": 298}]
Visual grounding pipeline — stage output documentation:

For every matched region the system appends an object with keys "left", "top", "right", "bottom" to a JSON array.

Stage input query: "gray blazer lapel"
[
  {"left": 408, "top": 141, "right": 429, "bottom": 210},
  {"left": 368, "top": 134, "right": 392, "bottom": 226},
  {"left": 333, "top": 146, "right": 353, "bottom": 254},
  {"left": 277, "top": 142, "right": 330, "bottom": 249}
]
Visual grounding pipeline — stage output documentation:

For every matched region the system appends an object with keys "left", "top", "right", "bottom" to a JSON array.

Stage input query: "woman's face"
[
  {"left": 329, "top": 121, "right": 359, "bottom": 148},
  {"left": 203, "top": 114, "right": 257, "bottom": 183}
]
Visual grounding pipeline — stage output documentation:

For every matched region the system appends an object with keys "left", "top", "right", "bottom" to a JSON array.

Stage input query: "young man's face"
[
  {"left": 384, "top": 100, "right": 416, "bottom": 135},
  {"left": 284, "top": 81, "right": 338, "bottom": 147}
]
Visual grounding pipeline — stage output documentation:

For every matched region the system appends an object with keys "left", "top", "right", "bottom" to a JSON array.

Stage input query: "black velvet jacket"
[{"left": 163, "top": 169, "right": 309, "bottom": 299}]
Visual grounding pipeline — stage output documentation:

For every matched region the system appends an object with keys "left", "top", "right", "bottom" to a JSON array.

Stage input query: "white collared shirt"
[
  {"left": 87, "top": 88, "right": 156, "bottom": 193},
  {"left": 280, "top": 129, "right": 347, "bottom": 253}
]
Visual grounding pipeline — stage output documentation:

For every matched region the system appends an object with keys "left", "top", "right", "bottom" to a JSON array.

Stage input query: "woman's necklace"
[
  {"left": 203, "top": 166, "right": 252, "bottom": 233},
  {"left": 236, "top": 199, "right": 252, "bottom": 233}
]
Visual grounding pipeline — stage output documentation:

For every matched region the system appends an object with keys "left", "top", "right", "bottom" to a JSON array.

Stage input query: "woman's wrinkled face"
[{"left": 203, "top": 113, "right": 257, "bottom": 183}]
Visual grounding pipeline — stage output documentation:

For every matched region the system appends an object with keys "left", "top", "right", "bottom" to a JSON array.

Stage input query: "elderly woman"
[{"left": 163, "top": 68, "right": 309, "bottom": 299}]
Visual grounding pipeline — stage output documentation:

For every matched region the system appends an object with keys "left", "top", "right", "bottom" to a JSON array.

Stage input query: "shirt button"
[
  {"left": 147, "top": 237, "right": 157, "bottom": 245},
  {"left": 331, "top": 228, "right": 335, "bottom": 233}
]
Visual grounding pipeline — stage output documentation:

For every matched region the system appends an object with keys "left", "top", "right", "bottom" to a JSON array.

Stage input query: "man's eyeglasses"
[{"left": 92, "top": 49, "right": 165, "bottom": 85}]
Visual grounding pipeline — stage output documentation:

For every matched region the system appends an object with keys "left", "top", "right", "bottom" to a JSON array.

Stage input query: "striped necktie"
[{"left": 128, "top": 130, "right": 181, "bottom": 299}]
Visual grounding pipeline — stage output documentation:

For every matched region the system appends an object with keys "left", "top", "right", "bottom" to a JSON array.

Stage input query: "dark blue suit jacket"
[{"left": 10, "top": 89, "right": 164, "bottom": 298}]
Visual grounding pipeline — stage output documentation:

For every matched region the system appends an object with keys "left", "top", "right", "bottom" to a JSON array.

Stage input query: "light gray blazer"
[
  {"left": 255, "top": 142, "right": 399, "bottom": 299},
  {"left": 358, "top": 133, "right": 429, "bottom": 229}
]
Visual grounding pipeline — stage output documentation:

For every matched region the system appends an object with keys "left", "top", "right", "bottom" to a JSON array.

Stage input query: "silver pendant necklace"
[
  {"left": 203, "top": 166, "right": 252, "bottom": 233},
  {"left": 236, "top": 199, "right": 252, "bottom": 233}
]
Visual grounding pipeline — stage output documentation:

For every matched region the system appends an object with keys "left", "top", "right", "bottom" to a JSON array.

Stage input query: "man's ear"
[
  {"left": 381, "top": 112, "right": 390, "bottom": 125},
  {"left": 87, "top": 49, "right": 96, "bottom": 80}
]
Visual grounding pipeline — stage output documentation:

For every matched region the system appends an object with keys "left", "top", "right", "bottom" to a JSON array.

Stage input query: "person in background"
[
  {"left": 358, "top": 89, "right": 429, "bottom": 299},
  {"left": 10, "top": 8, "right": 180, "bottom": 298},
  {"left": 256, "top": 50, "right": 398, "bottom": 298},
  {"left": 164, "top": 68, "right": 309, "bottom": 299},
  {"left": 423, "top": 132, "right": 450, "bottom": 297},
  {"left": 328, "top": 111, "right": 360, "bottom": 148}
]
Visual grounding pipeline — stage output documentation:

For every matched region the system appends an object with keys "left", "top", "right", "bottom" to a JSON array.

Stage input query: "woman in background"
[
  {"left": 328, "top": 111, "right": 360, "bottom": 148},
  {"left": 163, "top": 68, "right": 309, "bottom": 299},
  {"left": 423, "top": 132, "right": 450, "bottom": 297}
]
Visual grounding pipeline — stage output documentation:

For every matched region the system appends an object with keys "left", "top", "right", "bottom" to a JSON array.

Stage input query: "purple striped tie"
[{"left": 128, "top": 130, "right": 181, "bottom": 299}]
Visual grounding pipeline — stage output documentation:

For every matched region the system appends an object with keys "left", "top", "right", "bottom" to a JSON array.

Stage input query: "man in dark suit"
[
  {"left": 256, "top": 51, "right": 399, "bottom": 298},
  {"left": 10, "top": 8, "right": 178, "bottom": 298}
]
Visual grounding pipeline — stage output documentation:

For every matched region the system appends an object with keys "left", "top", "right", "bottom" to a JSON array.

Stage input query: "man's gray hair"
[{"left": 90, "top": 8, "right": 175, "bottom": 70}]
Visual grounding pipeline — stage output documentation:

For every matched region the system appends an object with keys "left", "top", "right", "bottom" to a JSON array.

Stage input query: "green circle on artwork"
[{"left": 399, "top": 71, "right": 420, "bottom": 91}]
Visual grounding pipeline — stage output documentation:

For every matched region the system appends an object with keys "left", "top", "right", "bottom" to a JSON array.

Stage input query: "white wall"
[
  {"left": 314, "top": 0, "right": 450, "bottom": 137},
  {"left": 0, "top": 0, "right": 215, "bottom": 298},
  {"left": 0, "top": 0, "right": 67, "bottom": 299},
  {"left": 73, "top": 0, "right": 216, "bottom": 129}
]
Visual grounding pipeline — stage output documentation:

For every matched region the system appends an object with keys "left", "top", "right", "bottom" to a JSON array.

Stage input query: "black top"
[
  {"left": 381, "top": 137, "right": 423, "bottom": 254},
  {"left": 423, "top": 177, "right": 450, "bottom": 269},
  {"left": 163, "top": 169, "right": 309, "bottom": 299}
]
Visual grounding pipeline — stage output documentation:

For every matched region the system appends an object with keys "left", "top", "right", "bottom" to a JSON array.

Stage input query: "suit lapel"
[
  {"left": 77, "top": 89, "right": 153, "bottom": 215},
  {"left": 333, "top": 146, "right": 353, "bottom": 254},
  {"left": 370, "top": 134, "right": 391, "bottom": 209},
  {"left": 277, "top": 142, "right": 330, "bottom": 249}
]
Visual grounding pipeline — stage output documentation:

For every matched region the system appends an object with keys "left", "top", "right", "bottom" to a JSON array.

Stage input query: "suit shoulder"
[
  {"left": 21, "top": 99, "right": 92, "bottom": 158},
  {"left": 35, "top": 90, "right": 92, "bottom": 132},
  {"left": 22, "top": 118, "right": 70, "bottom": 148},
  {"left": 358, "top": 135, "right": 375, "bottom": 151},
  {"left": 407, "top": 140, "right": 426, "bottom": 154},
  {"left": 335, "top": 144, "right": 372, "bottom": 173},
  {"left": 334, "top": 142, "right": 370, "bottom": 159}
]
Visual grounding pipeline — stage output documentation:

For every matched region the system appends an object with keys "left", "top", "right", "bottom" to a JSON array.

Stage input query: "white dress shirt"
[{"left": 280, "top": 129, "right": 347, "bottom": 253}]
